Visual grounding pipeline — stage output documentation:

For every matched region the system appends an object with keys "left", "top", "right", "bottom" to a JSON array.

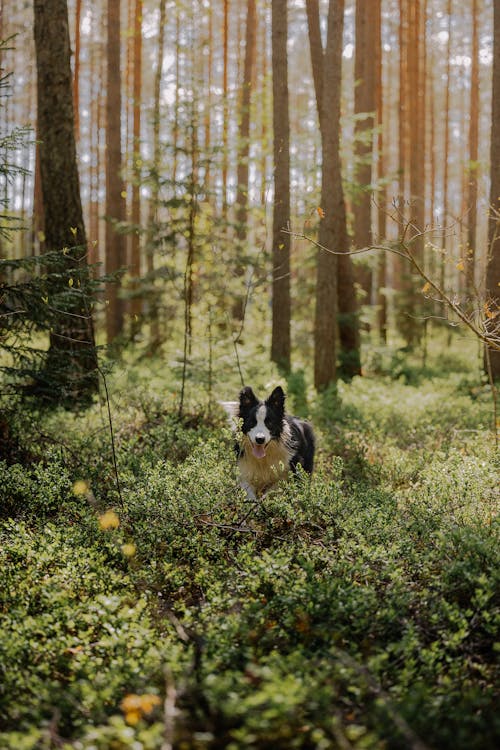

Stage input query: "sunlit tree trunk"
[
  {"left": 73, "top": 0, "right": 81, "bottom": 139},
  {"left": 353, "top": 0, "right": 378, "bottom": 298},
  {"left": 204, "top": 0, "right": 213, "bottom": 193},
  {"left": 466, "top": 0, "right": 480, "bottom": 295},
  {"left": 236, "top": 2, "right": 257, "bottom": 202},
  {"left": 307, "top": 0, "right": 359, "bottom": 388},
  {"left": 145, "top": 0, "right": 166, "bottom": 349},
  {"left": 374, "top": 0, "right": 387, "bottom": 343},
  {"left": 130, "top": 0, "right": 143, "bottom": 325},
  {"left": 222, "top": 0, "right": 229, "bottom": 215},
  {"left": 441, "top": 0, "right": 452, "bottom": 293},
  {"left": 271, "top": 0, "right": 291, "bottom": 372},
  {"left": 485, "top": 0, "right": 500, "bottom": 379},
  {"left": 106, "top": 0, "right": 126, "bottom": 342}
]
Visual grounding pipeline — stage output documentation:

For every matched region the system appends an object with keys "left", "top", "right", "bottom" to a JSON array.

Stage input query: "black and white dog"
[{"left": 235, "top": 385, "right": 315, "bottom": 498}]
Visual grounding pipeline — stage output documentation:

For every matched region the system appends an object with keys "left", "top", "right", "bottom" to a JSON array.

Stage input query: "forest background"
[
  {"left": 2, "top": 0, "right": 500, "bottom": 392},
  {"left": 0, "top": 1, "right": 499, "bottom": 749}
]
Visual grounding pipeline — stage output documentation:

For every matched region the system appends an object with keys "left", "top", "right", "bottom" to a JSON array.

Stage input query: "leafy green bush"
[{"left": 0, "top": 341, "right": 498, "bottom": 749}]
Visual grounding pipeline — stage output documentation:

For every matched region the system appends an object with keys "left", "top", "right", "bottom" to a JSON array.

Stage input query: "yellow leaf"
[
  {"left": 73, "top": 480, "right": 89, "bottom": 496},
  {"left": 70, "top": 226, "right": 77, "bottom": 236},
  {"left": 121, "top": 543, "right": 136, "bottom": 558},
  {"left": 68, "top": 277, "right": 74, "bottom": 287},
  {"left": 316, "top": 207, "right": 325, "bottom": 219},
  {"left": 421, "top": 282, "right": 431, "bottom": 293},
  {"left": 456, "top": 260, "right": 465, "bottom": 271},
  {"left": 98, "top": 510, "right": 120, "bottom": 530},
  {"left": 121, "top": 190, "right": 127, "bottom": 199}
]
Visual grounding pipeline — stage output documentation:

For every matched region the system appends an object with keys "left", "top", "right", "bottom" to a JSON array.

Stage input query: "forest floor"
[{"left": 0, "top": 332, "right": 499, "bottom": 750}]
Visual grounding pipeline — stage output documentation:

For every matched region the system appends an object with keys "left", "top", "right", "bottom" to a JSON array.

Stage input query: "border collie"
[{"left": 234, "top": 385, "right": 315, "bottom": 498}]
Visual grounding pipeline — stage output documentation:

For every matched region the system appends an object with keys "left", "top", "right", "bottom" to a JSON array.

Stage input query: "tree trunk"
[
  {"left": 353, "top": 0, "right": 377, "bottom": 295},
  {"left": 222, "top": 0, "right": 229, "bottom": 215},
  {"left": 106, "top": 0, "right": 126, "bottom": 343},
  {"left": 271, "top": 0, "right": 291, "bottom": 372},
  {"left": 73, "top": 0, "right": 82, "bottom": 139},
  {"left": 33, "top": 0, "right": 98, "bottom": 401},
  {"left": 130, "top": 0, "right": 143, "bottom": 326},
  {"left": 307, "top": 0, "right": 358, "bottom": 388},
  {"left": 485, "top": 0, "right": 500, "bottom": 378},
  {"left": 145, "top": 0, "right": 166, "bottom": 350},
  {"left": 374, "top": 0, "right": 387, "bottom": 343},
  {"left": 233, "top": 0, "right": 256, "bottom": 320},
  {"left": 466, "top": 0, "right": 479, "bottom": 296}
]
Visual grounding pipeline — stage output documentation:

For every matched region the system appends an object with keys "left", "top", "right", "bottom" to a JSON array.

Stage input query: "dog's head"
[{"left": 238, "top": 386, "right": 286, "bottom": 459}]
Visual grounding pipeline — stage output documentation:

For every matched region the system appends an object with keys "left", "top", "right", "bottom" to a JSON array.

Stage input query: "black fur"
[{"left": 236, "top": 385, "right": 315, "bottom": 493}]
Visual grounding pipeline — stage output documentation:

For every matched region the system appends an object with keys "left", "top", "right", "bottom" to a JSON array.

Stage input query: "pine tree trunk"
[
  {"left": 466, "top": 0, "right": 479, "bottom": 296},
  {"left": 485, "top": 0, "right": 500, "bottom": 378},
  {"left": 353, "top": 0, "right": 377, "bottom": 297},
  {"left": 130, "top": 0, "right": 143, "bottom": 325},
  {"left": 271, "top": 0, "right": 291, "bottom": 372},
  {"left": 307, "top": 0, "right": 357, "bottom": 388},
  {"left": 145, "top": 0, "right": 166, "bottom": 350},
  {"left": 106, "top": 0, "right": 126, "bottom": 342},
  {"left": 33, "top": 0, "right": 98, "bottom": 401},
  {"left": 233, "top": 0, "right": 256, "bottom": 320}
]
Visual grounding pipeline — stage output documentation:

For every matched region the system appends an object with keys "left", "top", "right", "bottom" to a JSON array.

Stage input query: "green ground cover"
[{"left": 0, "top": 337, "right": 498, "bottom": 749}]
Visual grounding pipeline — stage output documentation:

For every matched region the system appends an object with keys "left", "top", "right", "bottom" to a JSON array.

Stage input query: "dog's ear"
[
  {"left": 266, "top": 386, "right": 285, "bottom": 414},
  {"left": 239, "top": 386, "right": 258, "bottom": 413}
]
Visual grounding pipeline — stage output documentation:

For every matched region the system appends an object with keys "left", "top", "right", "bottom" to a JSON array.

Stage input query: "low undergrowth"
[{"left": 0, "top": 340, "right": 498, "bottom": 749}]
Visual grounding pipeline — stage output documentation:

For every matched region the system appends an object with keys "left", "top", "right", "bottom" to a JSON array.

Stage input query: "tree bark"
[
  {"left": 33, "top": 0, "right": 98, "bottom": 400},
  {"left": 307, "top": 0, "right": 359, "bottom": 388},
  {"left": 130, "top": 0, "right": 143, "bottom": 325},
  {"left": 486, "top": 0, "right": 500, "bottom": 378},
  {"left": 466, "top": 0, "right": 480, "bottom": 296},
  {"left": 271, "top": 0, "right": 291, "bottom": 372},
  {"left": 353, "top": 0, "right": 377, "bottom": 285},
  {"left": 106, "top": 0, "right": 126, "bottom": 343},
  {"left": 232, "top": 0, "right": 257, "bottom": 320}
]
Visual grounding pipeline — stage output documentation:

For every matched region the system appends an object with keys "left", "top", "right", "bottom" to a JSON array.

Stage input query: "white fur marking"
[
  {"left": 247, "top": 404, "right": 271, "bottom": 448},
  {"left": 238, "top": 420, "right": 293, "bottom": 497}
]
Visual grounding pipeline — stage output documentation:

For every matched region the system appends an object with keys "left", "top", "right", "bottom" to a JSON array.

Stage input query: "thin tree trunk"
[
  {"left": 73, "top": 0, "right": 81, "bottom": 139},
  {"left": 145, "top": 0, "right": 166, "bottom": 350},
  {"left": 374, "top": 0, "right": 387, "bottom": 343},
  {"left": 222, "top": 0, "right": 229, "bottom": 215},
  {"left": 466, "top": 0, "right": 480, "bottom": 295},
  {"left": 485, "top": 0, "right": 500, "bottom": 378},
  {"left": 130, "top": 0, "right": 143, "bottom": 325},
  {"left": 233, "top": 0, "right": 256, "bottom": 320},
  {"left": 271, "top": 0, "right": 291, "bottom": 372},
  {"left": 441, "top": 0, "right": 452, "bottom": 293},
  {"left": 106, "top": 0, "right": 126, "bottom": 342},
  {"left": 353, "top": 0, "right": 377, "bottom": 296}
]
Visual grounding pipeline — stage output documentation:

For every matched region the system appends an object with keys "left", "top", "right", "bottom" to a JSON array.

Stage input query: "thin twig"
[{"left": 97, "top": 365, "right": 124, "bottom": 509}]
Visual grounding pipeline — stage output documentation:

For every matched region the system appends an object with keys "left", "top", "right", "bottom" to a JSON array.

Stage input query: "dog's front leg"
[{"left": 240, "top": 480, "right": 257, "bottom": 501}]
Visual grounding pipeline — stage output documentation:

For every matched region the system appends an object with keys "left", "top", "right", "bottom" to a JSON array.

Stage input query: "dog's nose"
[{"left": 255, "top": 435, "right": 266, "bottom": 445}]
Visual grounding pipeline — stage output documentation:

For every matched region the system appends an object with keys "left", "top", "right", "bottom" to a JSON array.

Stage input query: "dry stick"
[
  {"left": 484, "top": 345, "right": 499, "bottom": 449},
  {"left": 282, "top": 227, "right": 500, "bottom": 352},
  {"left": 285, "top": 220, "right": 500, "bottom": 448},
  {"left": 97, "top": 364, "right": 124, "bottom": 509},
  {"left": 162, "top": 667, "right": 177, "bottom": 750}
]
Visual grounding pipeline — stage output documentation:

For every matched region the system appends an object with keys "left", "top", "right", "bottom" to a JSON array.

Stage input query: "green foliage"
[
  {"left": 0, "top": 341, "right": 498, "bottom": 749},
  {"left": 0, "top": 249, "right": 103, "bottom": 407}
]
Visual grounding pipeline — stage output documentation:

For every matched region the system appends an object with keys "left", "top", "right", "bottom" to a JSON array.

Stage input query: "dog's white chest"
[{"left": 238, "top": 439, "right": 291, "bottom": 495}]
